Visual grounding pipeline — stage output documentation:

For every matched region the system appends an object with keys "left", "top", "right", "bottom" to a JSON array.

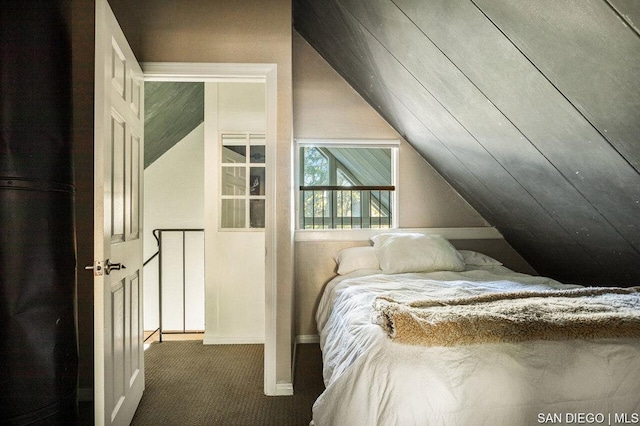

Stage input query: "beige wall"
[{"left": 292, "top": 32, "right": 535, "bottom": 336}]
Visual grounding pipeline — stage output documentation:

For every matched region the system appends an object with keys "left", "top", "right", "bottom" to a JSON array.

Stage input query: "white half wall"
[{"left": 204, "top": 82, "right": 266, "bottom": 344}]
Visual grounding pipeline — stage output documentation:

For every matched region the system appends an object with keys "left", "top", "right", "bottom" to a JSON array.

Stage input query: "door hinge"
[{"left": 84, "top": 260, "right": 104, "bottom": 276}]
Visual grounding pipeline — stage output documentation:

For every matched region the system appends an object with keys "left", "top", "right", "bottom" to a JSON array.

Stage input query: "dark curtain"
[{"left": 0, "top": 1, "right": 78, "bottom": 424}]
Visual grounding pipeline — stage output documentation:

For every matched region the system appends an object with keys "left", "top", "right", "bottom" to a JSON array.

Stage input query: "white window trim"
[
  {"left": 296, "top": 138, "right": 401, "bottom": 148},
  {"left": 295, "top": 138, "right": 400, "bottom": 231},
  {"left": 294, "top": 226, "right": 504, "bottom": 242},
  {"left": 218, "top": 131, "right": 266, "bottom": 231}
]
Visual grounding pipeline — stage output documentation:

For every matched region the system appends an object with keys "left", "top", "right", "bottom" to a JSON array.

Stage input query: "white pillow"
[
  {"left": 371, "top": 233, "right": 465, "bottom": 274},
  {"left": 459, "top": 250, "right": 503, "bottom": 266},
  {"left": 335, "top": 246, "right": 380, "bottom": 275}
]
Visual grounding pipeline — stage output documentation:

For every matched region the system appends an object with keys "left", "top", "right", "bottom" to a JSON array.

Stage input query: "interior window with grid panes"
[{"left": 220, "top": 133, "right": 266, "bottom": 229}]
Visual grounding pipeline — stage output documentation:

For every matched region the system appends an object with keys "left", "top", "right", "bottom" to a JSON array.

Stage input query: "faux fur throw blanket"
[{"left": 370, "top": 286, "right": 640, "bottom": 347}]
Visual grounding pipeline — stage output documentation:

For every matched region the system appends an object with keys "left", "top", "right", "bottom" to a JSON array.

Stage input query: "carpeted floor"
[{"left": 130, "top": 342, "right": 325, "bottom": 426}]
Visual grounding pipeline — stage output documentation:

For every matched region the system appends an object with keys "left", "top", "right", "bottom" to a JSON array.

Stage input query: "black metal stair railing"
[
  {"left": 143, "top": 228, "right": 204, "bottom": 343},
  {"left": 300, "top": 185, "right": 394, "bottom": 229}
]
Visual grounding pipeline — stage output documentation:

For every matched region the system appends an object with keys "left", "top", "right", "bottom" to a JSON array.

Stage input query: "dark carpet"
[{"left": 130, "top": 342, "right": 325, "bottom": 426}]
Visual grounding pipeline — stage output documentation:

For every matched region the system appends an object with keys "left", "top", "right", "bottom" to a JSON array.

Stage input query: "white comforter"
[{"left": 312, "top": 266, "right": 640, "bottom": 426}]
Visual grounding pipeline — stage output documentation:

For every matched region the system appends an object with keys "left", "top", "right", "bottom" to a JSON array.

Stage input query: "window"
[
  {"left": 297, "top": 141, "right": 398, "bottom": 229},
  {"left": 220, "top": 133, "right": 266, "bottom": 229}
]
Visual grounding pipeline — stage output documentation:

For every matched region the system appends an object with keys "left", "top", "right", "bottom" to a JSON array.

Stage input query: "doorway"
[
  {"left": 142, "top": 62, "right": 279, "bottom": 394},
  {"left": 143, "top": 81, "right": 206, "bottom": 342},
  {"left": 143, "top": 82, "right": 267, "bottom": 343}
]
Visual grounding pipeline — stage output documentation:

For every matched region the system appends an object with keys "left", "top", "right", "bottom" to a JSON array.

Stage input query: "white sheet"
[{"left": 312, "top": 266, "right": 640, "bottom": 426}]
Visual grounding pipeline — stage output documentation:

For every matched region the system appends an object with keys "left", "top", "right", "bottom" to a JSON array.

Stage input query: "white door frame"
[{"left": 142, "top": 62, "right": 280, "bottom": 395}]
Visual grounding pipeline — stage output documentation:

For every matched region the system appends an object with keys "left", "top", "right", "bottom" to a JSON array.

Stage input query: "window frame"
[
  {"left": 219, "top": 131, "right": 267, "bottom": 230},
  {"left": 295, "top": 138, "right": 400, "bottom": 231}
]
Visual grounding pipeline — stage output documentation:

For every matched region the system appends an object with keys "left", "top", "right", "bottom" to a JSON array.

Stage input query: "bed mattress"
[{"left": 312, "top": 266, "right": 640, "bottom": 426}]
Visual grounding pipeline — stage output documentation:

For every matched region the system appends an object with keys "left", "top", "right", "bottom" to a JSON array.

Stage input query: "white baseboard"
[
  {"left": 274, "top": 382, "right": 294, "bottom": 396},
  {"left": 295, "top": 334, "right": 320, "bottom": 344},
  {"left": 203, "top": 335, "right": 265, "bottom": 345}
]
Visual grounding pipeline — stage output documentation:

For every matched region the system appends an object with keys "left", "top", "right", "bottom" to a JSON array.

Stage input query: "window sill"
[{"left": 294, "top": 227, "right": 502, "bottom": 242}]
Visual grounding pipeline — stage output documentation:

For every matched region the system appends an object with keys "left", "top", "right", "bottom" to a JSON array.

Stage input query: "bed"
[{"left": 311, "top": 233, "right": 640, "bottom": 426}]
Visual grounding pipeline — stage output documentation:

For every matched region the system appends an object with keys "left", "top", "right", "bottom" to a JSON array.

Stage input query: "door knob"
[{"left": 105, "top": 259, "right": 126, "bottom": 275}]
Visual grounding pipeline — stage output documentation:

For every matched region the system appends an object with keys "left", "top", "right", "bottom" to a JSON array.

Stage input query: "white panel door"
[{"left": 94, "top": 0, "right": 144, "bottom": 424}]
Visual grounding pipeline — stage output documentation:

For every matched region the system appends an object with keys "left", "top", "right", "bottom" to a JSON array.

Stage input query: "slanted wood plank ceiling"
[
  {"left": 293, "top": 0, "right": 640, "bottom": 286},
  {"left": 144, "top": 82, "right": 204, "bottom": 168}
]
